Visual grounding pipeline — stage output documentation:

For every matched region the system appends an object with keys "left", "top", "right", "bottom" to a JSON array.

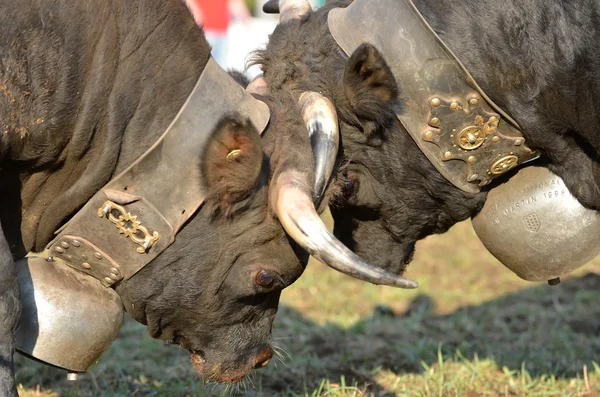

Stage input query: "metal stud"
[
  {"left": 110, "top": 274, "right": 119, "bottom": 281},
  {"left": 60, "top": 242, "right": 70, "bottom": 249},
  {"left": 430, "top": 117, "right": 440, "bottom": 126},
  {"left": 55, "top": 247, "right": 65, "bottom": 254},
  {"left": 450, "top": 102, "right": 459, "bottom": 110},
  {"left": 72, "top": 240, "right": 81, "bottom": 247},
  {"left": 444, "top": 151, "right": 452, "bottom": 160},
  {"left": 492, "top": 136, "right": 500, "bottom": 143},
  {"left": 226, "top": 149, "right": 242, "bottom": 161},
  {"left": 104, "top": 277, "right": 113, "bottom": 284},
  {"left": 424, "top": 130, "right": 433, "bottom": 140},
  {"left": 489, "top": 116, "right": 498, "bottom": 123},
  {"left": 430, "top": 97, "right": 441, "bottom": 107},
  {"left": 514, "top": 139, "right": 523, "bottom": 146},
  {"left": 469, "top": 98, "right": 479, "bottom": 106},
  {"left": 94, "top": 252, "right": 103, "bottom": 260},
  {"left": 467, "top": 156, "right": 476, "bottom": 163},
  {"left": 111, "top": 268, "right": 119, "bottom": 275},
  {"left": 468, "top": 174, "right": 479, "bottom": 182},
  {"left": 82, "top": 262, "right": 92, "bottom": 269}
]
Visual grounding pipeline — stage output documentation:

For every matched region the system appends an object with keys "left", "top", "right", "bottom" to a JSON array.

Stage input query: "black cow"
[
  {"left": 255, "top": 0, "right": 600, "bottom": 276},
  {"left": 0, "top": 0, "right": 314, "bottom": 394}
]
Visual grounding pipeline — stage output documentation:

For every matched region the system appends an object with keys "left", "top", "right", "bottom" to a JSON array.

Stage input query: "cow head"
[
  {"left": 252, "top": 0, "right": 487, "bottom": 276},
  {"left": 109, "top": 112, "right": 303, "bottom": 383}
]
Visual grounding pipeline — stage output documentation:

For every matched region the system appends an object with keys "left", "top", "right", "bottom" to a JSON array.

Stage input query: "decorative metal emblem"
[
  {"left": 98, "top": 201, "right": 160, "bottom": 253},
  {"left": 457, "top": 126, "right": 485, "bottom": 150},
  {"left": 422, "top": 96, "right": 538, "bottom": 187},
  {"left": 491, "top": 155, "right": 518, "bottom": 175}
]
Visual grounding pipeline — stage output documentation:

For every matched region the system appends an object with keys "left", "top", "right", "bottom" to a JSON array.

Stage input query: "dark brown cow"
[
  {"left": 255, "top": 0, "right": 600, "bottom": 277},
  {"left": 0, "top": 0, "right": 306, "bottom": 394}
]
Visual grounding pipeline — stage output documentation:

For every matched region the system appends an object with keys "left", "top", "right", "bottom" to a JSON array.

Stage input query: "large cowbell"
[
  {"left": 472, "top": 166, "right": 600, "bottom": 281},
  {"left": 15, "top": 256, "right": 124, "bottom": 372}
]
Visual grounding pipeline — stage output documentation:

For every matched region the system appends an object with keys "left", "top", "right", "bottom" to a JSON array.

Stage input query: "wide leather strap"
[
  {"left": 328, "top": 0, "right": 539, "bottom": 193},
  {"left": 45, "top": 58, "right": 270, "bottom": 286}
]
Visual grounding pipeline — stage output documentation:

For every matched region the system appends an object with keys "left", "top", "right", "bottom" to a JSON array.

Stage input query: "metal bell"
[
  {"left": 472, "top": 166, "right": 600, "bottom": 282},
  {"left": 15, "top": 256, "right": 124, "bottom": 372}
]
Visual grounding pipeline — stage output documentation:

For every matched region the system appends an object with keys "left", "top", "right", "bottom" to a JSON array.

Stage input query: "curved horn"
[
  {"left": 263, "top": 0, "right": 312, "bottom": 23},
  {"left": 298, "top": 91, "right": 339, "bottom": 206},
  {"left": 247, "top": 75, "right": 268, "bottom": 96},
  {"left": 262, "top": 0, "right": 280, "bottom": 13},
  {"left": 271, "top": 170, "right": 419, "bottom": 288}
]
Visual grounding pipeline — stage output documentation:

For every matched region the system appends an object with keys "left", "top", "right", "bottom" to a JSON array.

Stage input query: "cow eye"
[
  {"left": 255, "top": 270, "right": 275, "bottom": 288},
  {"left": 342, "top": 174, "right": 358, "bottom": 198}
]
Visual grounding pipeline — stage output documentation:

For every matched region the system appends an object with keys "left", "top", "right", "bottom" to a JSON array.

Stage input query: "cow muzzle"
[
  {"left": 14, "top": 255, "right": 124, "bottom": 374},
  {"left": 472, "top": 166, "right": 600, "bottom": 282},
  {"left": 190, "top": 347, "right": 273, "bottom": 383}
]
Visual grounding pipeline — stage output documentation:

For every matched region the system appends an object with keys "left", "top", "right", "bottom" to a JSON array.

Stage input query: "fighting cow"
[
  {"left": 0, "top": 0, "right": 411, "bottom": 393},
  {"left": 0, "top": 0, "right": 308, "bottom": 393},
  {"left": 0, "top": 0, "right": 392, "bottom": 394},
  {"left": 253, "top": 0, "right": 600, "bottom": 279}
]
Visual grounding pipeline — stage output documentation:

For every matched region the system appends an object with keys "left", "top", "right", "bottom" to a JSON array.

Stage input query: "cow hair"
[{"left": 253, "top": 0, "right": 487, "bottom": 274}]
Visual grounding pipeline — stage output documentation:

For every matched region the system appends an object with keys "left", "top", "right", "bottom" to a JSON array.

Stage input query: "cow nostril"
[
  {"left": 253, "top": 348, "right": 273, "bottom": 369},
  {"left": 254, "top": 358, "right": 270, "bottom": 369}
]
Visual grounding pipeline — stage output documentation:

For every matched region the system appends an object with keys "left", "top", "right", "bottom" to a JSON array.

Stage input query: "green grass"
[{"left": 15, "top": 220, "right": 600, "bottom": 396}]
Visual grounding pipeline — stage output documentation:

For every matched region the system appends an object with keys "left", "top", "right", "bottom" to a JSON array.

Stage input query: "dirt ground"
[{"left": 15, "top": 218, "right": 600, "bottom": 396}]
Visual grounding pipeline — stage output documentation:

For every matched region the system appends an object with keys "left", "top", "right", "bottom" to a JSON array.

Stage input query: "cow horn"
[
  {"left": 262, "top": 0, "right": 280, "bottom": 13},
  {"left": 271, "top": 170, "right": 419, "bottom": 288},
  {"left": 298, "top": 91, "right": 339, "bottom": 206},
  {"left": 247, "top": 75, "right": 268, "bottom": 95},
  {"left": 263, "top": 0, "right": 312, "bottom": 23}
]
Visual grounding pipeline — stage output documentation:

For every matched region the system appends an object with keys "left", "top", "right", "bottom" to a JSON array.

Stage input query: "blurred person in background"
[{"left": 186, "top": 0, "right": 251, "bottom": 66}]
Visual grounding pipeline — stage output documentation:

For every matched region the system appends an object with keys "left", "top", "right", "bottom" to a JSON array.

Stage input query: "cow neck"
[
  {"left": 43, "top": 58, "right": 270, "bottom": 287},
  {"left": 328, "top": 0, "right": 539, "bottom": 193}
]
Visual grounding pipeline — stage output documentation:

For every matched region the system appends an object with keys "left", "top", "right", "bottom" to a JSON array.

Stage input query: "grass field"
[{"left": 15, "top": 218, "right": 600, "bottom": 396}]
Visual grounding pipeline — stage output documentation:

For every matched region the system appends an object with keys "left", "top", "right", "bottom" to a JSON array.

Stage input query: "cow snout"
[{"left": 252, "top": 347, "right": 273, "bottom": 369}]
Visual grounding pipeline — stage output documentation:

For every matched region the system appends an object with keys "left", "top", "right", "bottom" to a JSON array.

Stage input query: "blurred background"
[{"left": 186, "top": 0, "right": 325, "bottom": 79}]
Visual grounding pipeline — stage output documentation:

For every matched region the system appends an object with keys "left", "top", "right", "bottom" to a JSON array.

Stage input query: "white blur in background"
[{"left": 221, "top": 0, "right": 324, "bottom": 80}]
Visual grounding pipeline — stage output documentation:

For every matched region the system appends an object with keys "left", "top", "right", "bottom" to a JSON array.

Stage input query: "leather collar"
[
  {"left": 328, "top": 0, "right": 539, "bottom": 193},
  {"left": 44, "top": 58, "right": 270, "bottom": 287}
]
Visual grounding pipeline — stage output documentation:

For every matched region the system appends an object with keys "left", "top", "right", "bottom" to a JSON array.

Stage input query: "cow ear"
[
  {"left": 342, "top": 43, "right": 398, "bottom": 122},
  {"left": 201, "top": 114, "right": 264, "bottom": 212}
]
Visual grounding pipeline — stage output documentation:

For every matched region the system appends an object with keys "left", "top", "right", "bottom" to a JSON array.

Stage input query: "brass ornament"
[
  {"left": 490, "top": 155, "right": 518, "bottom": 175},
  {"left": 421, "top": 95, "right": 539, "bottom": 188},
  {"left": 226, "top": 149, "right": 242, "bottom": 161},
  {"left": 457, "top": 126, "right": 485, "bottom": 150},
  {"left": 98, "top": 201, "right": 160, "bottom": 254}
]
